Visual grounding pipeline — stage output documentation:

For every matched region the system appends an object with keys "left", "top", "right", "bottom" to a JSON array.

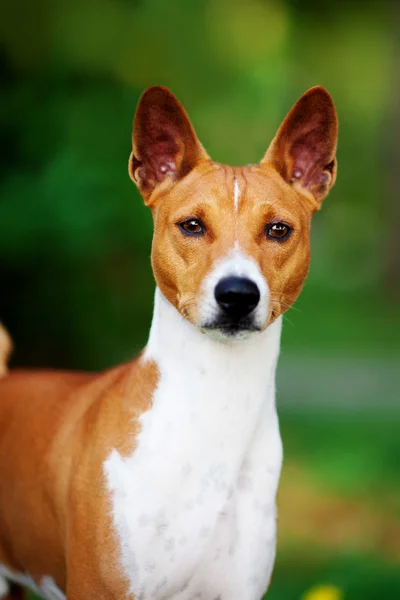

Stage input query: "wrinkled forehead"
[{"left": 158, "top": 163, "right": 309, "bottom": 226}]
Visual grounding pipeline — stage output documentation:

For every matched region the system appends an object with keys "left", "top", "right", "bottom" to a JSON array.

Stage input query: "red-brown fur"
[{"left": 0, "top": 85, "right": 337, "bottom": 598}]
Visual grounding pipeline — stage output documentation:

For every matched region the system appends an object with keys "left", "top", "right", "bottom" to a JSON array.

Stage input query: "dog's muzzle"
[
  {"left": 201, "top": 277, "right": 262, "bottom": 338},
  {"left": 197, "top": 251, "right": 269, "bottom": 339}
]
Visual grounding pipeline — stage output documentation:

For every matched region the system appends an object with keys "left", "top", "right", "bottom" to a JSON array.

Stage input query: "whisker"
[
  {"left": 282, "top": 313, "right": 296, "bottom": 327},
  {"left": 269, "top": 292, "right": 301, "bottom": 314}
]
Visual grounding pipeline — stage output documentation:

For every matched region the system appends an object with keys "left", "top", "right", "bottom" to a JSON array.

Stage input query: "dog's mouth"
[{"left": 201, "top": 316, "right": 262, "bottom": 339}]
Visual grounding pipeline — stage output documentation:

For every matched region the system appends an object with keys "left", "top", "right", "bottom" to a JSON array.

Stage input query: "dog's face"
[{"left": 129, "top": 86, "right": 338, "bottom": 341}]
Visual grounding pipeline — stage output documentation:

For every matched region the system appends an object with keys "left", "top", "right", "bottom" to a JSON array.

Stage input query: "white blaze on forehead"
[
  {"left": 233, "top": 177, "right": 241, "bottom": 251},
  {"left": 233, "top": 177, "right": 240, "bottom": 213}
]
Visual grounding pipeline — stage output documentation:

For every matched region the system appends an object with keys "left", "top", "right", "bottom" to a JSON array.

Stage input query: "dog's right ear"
[{"left": 129, "top": 86, "right": 209, "bottom": 204}]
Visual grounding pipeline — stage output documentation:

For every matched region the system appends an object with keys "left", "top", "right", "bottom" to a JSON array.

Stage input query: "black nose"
[{"left": 215, "top": 277, "right": 260, "bottom": 319}]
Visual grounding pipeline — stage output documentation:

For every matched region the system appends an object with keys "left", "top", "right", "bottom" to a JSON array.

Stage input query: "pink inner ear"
[
  {"left": 263, "top": 86, "right": 337, "bottom": 204},
  {"left": 143, "top": 138, "right": 179, "bottom": 184},
  {"left": 133, "top": 90, "right": 203, "bottom": 192},
  {"left": 289, "top": 116, "right": 334, "bottom": 190}
]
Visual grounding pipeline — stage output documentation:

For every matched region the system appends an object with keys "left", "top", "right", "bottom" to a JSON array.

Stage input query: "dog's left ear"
[
  {"left": 129, "top": 86, "right": 209, "bottom": 204},
  {"left": 262, "top": 86, "right": 338, "bottom": 210}
]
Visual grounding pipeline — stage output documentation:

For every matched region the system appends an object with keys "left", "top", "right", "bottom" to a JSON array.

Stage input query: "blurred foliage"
[
  {"left": 1, "top": 0, "right": 399, "bottom": 369},
  {"left": 1, "top": 0, "right": 399, "bottom": 598}
]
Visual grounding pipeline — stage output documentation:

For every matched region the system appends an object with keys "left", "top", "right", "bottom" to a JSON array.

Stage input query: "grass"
[
  {"left": 267, "top": 551, "right": 400, "bottom": 600},
  {"left": 280, "top": 408, "right": 400, "bottom": 501},
  {"left": 267, "top": 408, "right": 400, "bottom": 599}
]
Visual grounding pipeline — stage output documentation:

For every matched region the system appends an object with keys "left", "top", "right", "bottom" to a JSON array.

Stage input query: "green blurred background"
[{"left": 0, "top": 1, "right": 399, "bottom": 598}]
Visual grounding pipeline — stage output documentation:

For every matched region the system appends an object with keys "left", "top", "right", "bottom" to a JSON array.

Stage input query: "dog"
[{"left": 0, "top": 85, "right": 338, "bottom": 600}]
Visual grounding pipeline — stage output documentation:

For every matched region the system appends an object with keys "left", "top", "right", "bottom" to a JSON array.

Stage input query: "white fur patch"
[
  {"left": 233, "top": 178, "right": 241, "bottom": 249},
  {"left": 233, "top": 177, "right": 240, "bottom": 213},
  {"left": 0, "top": 564, "right": 65, "bottom": 600},
  {"left": 105, "top": 289, "right": 283, "bottom": 600}
]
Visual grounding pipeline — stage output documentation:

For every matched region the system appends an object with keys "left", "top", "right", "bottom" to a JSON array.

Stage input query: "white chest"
[{"left": 105, "top": 294, "right": 283, "bottom": 600}]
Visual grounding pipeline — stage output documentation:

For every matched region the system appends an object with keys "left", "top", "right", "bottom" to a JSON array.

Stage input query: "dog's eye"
[
  {"left": 266, "top": 222, "right": 292, "bottom": 241},
  {"left": 178, "top": 219, "right": 205, "bottom": 236}
]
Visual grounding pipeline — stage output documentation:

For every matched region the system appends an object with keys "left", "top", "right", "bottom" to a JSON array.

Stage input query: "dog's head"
[{"left": 129, "top": 86, "right": 338, "bottom": 341}]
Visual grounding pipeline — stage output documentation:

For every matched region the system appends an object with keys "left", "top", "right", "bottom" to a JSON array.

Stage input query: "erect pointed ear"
[
  {"left": 262, "top": 86, "right": 338, "bottom": 210},
  {"left": 129, "top": 86, "right": 209, "bottom": 203}
]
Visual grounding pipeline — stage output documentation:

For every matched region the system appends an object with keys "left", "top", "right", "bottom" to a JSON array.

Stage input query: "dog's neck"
[
  {"left": 144, "top": 288, "right": 282, "bottom": 425},
  {"left": 146, "top": 288, "right": 281, "bottom": 371},
  {"left": 105, "top": 288, "right": 283, "bottom": 599}
]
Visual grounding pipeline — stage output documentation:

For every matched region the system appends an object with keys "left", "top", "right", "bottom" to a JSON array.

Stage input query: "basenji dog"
[{"left": 0, "top": 85, "right": 338, "bottom": 600}]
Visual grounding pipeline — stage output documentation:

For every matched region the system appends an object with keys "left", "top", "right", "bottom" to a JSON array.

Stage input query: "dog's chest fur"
[{"left": 105, "top": 291, "right": 283, "bottom": 600}]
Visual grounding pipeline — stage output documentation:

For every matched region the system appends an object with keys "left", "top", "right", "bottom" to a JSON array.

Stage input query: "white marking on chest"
[
  {"left": 0, "top": 565, "right": 65, "bottom": 600},
  {"left": 105, "top": 290, "right": 283, "bottom": 600}
]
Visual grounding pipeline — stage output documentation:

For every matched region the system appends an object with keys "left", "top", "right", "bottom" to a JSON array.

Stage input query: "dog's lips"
[{"left": 201, "top": 316, "right": 262, "bottom": 338}]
